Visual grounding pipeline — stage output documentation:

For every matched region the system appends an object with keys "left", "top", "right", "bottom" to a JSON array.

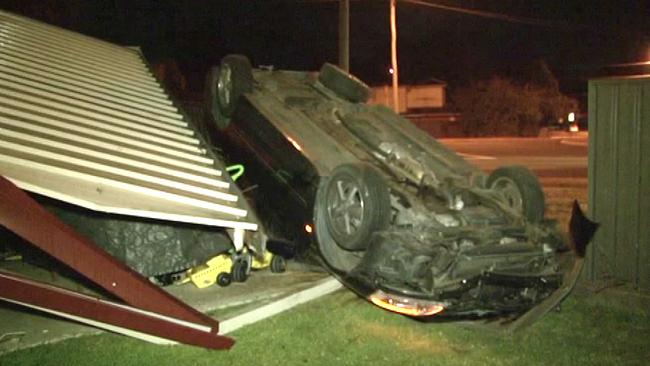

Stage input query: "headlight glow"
[{"left": 369, "top": 290, "right": 445, "bottom": 317}]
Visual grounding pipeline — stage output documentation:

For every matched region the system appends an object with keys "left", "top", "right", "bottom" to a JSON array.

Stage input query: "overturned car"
[{"left": 205, "top": 55, "right": 595, "bottom": 321}]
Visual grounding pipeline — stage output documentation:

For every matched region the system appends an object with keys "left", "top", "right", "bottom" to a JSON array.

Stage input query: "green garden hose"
[{"left": 226, "top": 164, "right": 245, "bottom": 181}]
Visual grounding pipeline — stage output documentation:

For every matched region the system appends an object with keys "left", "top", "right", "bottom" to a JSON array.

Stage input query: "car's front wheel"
[{"left": 315, "top": 164, "right": 391, "bottom": 272}]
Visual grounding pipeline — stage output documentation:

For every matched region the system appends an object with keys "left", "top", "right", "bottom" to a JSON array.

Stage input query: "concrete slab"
[{"left": 0, "top": 259, "right": 331, "bottom": 355}]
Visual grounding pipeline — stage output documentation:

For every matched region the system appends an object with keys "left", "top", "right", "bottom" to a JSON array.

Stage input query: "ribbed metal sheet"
[
  {"left": 587, "top": 75, "right": 650, "bottom": 291},
  {"left": 0, "top": 10, "right": 257, "bottom": 234}
]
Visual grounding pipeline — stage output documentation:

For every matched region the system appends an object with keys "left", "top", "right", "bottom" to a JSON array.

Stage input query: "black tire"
[
  {"left": 218, "top": 54, "right": 253, "bottom": 117},
  {"left": 270, "top": 255, "right": 286, "bottom": 273},
  {"left": 318, "top": 63, "right": 371, "bottom": 103},
  {"left": 314, "top": 164, "right": 391, "bottom": 273},
  {"left": 315, "top": 181, "right": 362, "bottom": 273},
  {"left": 323, "top": 164, "right": 391, "bottom": 251},
  {"left": 205, "top": 66, "right": 231, "bottom": 129},
  {"left": 487, "top": 165, "right": 545, "bottom": 222},
  {"left": 216, "top": 272, "right": 232, "bottom": 287},
  {"left": 232, "top": 257, "right": 250, "bottom": 282},
  {"left": 207, "top": 54, "right": 253, "bottom": 129},
  {"left": 153, "top": 273, "right": 175, "bottom": 287}
]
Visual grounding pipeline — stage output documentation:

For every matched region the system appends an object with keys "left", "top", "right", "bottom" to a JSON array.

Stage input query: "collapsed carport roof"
[
  {"left": 0, "top": 9, "right": 257, "bottom": 235},
  {"left": 0, "top": 10, "right": 260, "bottom": 349}
]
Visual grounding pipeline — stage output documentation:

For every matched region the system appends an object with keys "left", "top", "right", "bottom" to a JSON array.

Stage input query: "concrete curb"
[{"left": 219, "top": 277, "right": 343, "bottom": 335}]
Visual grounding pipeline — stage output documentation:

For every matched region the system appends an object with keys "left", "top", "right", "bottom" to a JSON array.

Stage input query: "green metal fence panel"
[
  {"left": 639, "top": 83, "right": 650, "bottom": 290},
  {"left": 588, "top": 82, "right": 617, "bottom": 282},
  {"left": 588, "top": 76, "right": 650, "bottom": 291}
]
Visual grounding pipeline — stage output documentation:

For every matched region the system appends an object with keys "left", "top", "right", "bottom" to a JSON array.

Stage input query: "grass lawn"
[
  {"left": 1, "top": 289, "right": 648, "bottom": 366},
  {"left": 3, "top": 176, "right": 649, "bottom": 365}
]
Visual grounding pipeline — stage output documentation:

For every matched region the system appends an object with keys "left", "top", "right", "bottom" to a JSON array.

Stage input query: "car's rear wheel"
[
  {"left": 205, "top": 66, "right": 230, "bottom": 129},
  {"left": 487, "top": 165, "right": 545, "bottom": 222},
  {"left": 315, "top": 164, "right": 391, "bottom": 272},
  {"left": 207, "top": 54, "right": 253, "bottom": 129},
  {"left": 318, "top": 63, "right": 371, "bottom": 104}
]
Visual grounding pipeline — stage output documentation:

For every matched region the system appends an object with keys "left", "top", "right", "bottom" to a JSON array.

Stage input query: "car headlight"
[{"left": 368, "top": 289, "right": 445, "bottom": 317}]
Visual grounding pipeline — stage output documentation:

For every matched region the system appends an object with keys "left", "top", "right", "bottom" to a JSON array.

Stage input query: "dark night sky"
[{"left": 2, "top": 0, "right": 649, "bottom": 94}]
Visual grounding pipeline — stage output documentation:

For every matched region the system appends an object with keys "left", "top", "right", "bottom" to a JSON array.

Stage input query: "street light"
[
  {"left": 338, "top": 0, "right": 349, "bottom": 72},
  {"left": 390, "top": 0, "right": 399, "bottom": 112}
]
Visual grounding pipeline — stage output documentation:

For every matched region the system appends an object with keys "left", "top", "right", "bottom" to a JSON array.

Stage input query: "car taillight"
[{"left": 368, "top": 290, "right": 445, "bottom": 317}]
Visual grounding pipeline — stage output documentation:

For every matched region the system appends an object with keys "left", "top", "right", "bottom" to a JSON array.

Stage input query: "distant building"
[
  {"left": 368, "top": 80, "right": 463, "bottom": 137},
  {"left": 368, "top": 80, "right": 446, "bottom": 113}
]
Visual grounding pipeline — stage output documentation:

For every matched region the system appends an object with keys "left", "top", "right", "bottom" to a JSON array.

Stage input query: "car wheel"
[
  {"left": 487, "top": 165, "right": 545, "bottom": 222},
  {"left": 218, "top": 55, "right": 253, "bottom": 115},
  {"left": 205, "top": 66, "right": 231, "bottom": 129},
  {"left": 232, "top": 256, "right": 250, "bottom": 282},
  {"left": 318, "top": 63, "right": 371, "bottom": 103},
  {"left": 270, "top": 255, "right": 286, "bottom": 273},
  {"left": 315, "top": 164, "right": 391, "bottom": 272},
  {"left": 207, "top": 55, "right": 253, "bottom": 129},
  {"left": 216, "top": 272, "right": 232, "bottom": 287}
]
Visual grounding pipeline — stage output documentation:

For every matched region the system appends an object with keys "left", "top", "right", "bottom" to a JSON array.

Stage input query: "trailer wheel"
[
  {"left": 216, "top": 272, "right": 232, "bottom": 287},
  {"left": 315, "top": 164, "right": 391, "bottom": 272},
  {"left": 270, "top": 255, "right": 286, "bottom": 273},
  {"left": 318, "top": 63, "right": 371, "bottom": 103},
  {"left": 488, "top": 165, "right": 545, "bottom": 222}
]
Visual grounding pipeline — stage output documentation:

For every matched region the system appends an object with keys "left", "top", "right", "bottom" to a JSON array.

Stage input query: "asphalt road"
[{"left": 440, "top": 135, "right": 588, "bottom": 178}]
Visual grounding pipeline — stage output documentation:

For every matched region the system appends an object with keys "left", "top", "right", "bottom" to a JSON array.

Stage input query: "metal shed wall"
[{"left": 587, "top": 76, "right": 650, "bottom": 291}]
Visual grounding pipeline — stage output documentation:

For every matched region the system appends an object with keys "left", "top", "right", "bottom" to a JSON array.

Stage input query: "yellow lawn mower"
[
  {"left": 184, "top": 250, "right": 287, "bottom": 289},
  {"left": 180, "top": 164, "right": 287, "bottom": 289}
]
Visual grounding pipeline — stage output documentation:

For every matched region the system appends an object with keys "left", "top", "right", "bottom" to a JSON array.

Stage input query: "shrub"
[
  {"left": 453, "top": 77, "right": 543, "bottom": 136},
  {"left": 452, "top": 63, "right": 578, "bottom": 136}
]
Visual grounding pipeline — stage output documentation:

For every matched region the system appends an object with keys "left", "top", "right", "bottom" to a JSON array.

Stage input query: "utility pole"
[
  {"left": 390, "top": 0, "right": 399, "bottom": 112},
  {"left": 338, "top": 0, "right": 350, "bottom": 72}
]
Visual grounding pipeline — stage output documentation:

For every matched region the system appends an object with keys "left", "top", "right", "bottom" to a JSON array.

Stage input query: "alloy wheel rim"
[
  {"left": 326, "top": 175, "right": 365, "bottom": 240},
  {"left": 217, "top": 64, "right": 232, "bottom": 109}
]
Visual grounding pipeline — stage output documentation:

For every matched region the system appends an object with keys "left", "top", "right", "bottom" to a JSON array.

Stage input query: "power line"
[
  {"left": 299, "top": 0, "right": 583, "bottom": 30},
  {"left": 400, "top": 0, "right": 581, "bottom": 29}
]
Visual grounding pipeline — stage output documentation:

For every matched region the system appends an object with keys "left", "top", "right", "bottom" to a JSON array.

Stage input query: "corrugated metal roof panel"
[{"left": 0, "top": 10, "right": 257, "bottom": 233}]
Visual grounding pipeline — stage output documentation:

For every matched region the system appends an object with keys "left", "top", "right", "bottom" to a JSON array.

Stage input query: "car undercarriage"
[{"left": 206, "top": 55, "right": 597, "bottom": 319}]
